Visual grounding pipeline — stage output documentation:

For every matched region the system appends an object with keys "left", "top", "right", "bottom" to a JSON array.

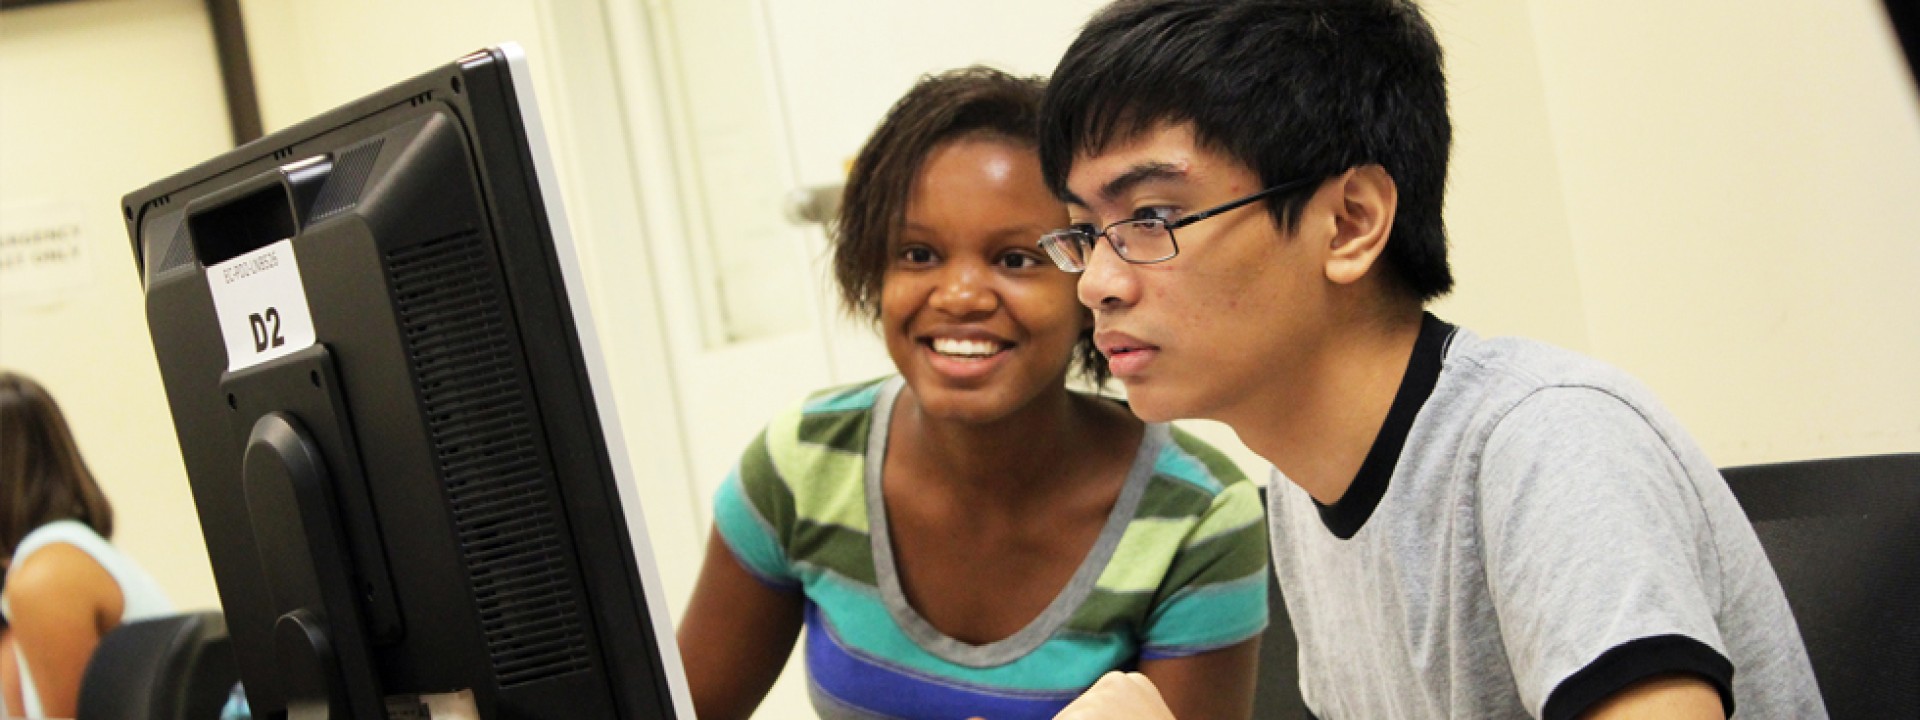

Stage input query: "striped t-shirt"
[{"left": 713, "top": 377, "right": 1268, "bottom": 719}]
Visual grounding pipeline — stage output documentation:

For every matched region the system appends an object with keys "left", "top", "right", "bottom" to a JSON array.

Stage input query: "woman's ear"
[{"left": 1325, "top": 164, "right": 1398, "bottom": 286}]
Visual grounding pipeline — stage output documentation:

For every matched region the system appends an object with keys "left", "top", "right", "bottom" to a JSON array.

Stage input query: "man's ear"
[{"left": 1324, "top": 164, "right": 1397, "bottom": 286}]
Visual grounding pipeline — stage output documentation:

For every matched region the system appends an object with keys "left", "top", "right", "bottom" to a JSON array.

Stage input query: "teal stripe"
[
  {"left": 805, "top": 382, "right": 884, "bottom": 415},
  {"left": 1154, "top": 445, "right": 1225, "bottom": 495},
  {"left": 805, "top": 572, "right": 1135, "bottom": 691},
  {"left": 1143, "top": 573, "right": 1268, "bottom": 651},
  {"left": 713, "top": 472, "right": 794, "bottom": 584}
]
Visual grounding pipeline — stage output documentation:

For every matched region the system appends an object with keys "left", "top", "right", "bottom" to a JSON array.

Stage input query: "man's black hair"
[{"left": 1040, "top": 0, "right": 1454, "bottom": 300}]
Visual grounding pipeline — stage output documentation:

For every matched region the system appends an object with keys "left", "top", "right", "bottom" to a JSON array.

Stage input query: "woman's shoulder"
[
  {"left": 796, "top": 376, "right": 894, "bottom": 417},
  {"left": 5, "top": 540, "right": 117, "bottom": 616},
  {"left": 1158, "top": 425, "right": 1252, "bottom": 491},
  {"left": 761, "top": 376, "right": 894, "bottom": 447},
  {"left": 12, "top": 520, "right": 111, "bottom": 564},
  {"left": 6, "top": 521, "right": 173, "bottom": 622},
  {"left": 737, "top": 376, "right": 893, "bottom": 485}
]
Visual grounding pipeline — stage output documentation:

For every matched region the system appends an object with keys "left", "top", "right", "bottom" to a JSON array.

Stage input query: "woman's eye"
[
  {"left": 899, "top": 246, "right": 937, "bottom": 265},
  {"left": 998, "top": 252, "right": 1043, "bottom": 270}
]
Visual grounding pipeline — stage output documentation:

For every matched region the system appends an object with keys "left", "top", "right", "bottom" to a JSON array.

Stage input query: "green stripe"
[
  {"left": 790, "top": 519, "right": 875, "bottom": 586},
  {"left": 1184, "top": 482, "right": 1264, "bottom": 546},
  {"left": 1094, "top": 516, "right": 1190, "bottom": 593},
  {"left": 807, "top": 572, "right": 1135, "bottom": 691},
  {"left": 1133, "top": 474, "right": 1215, "bottom": 519},
  {"left": 735, "top": 431, "right": 796, "bottom": 538},
  {"left": 765, "top": 409, "right": 869, "bottom": 532},
  {"left": 1159, "top": 521, "right": 1269, "bottom": 598},
  {"left": 1063, "top": 587, "right": 1155, "bottom": 635},
  {"left": 799, "top": 409, "right": 871, "bottom": 455}
]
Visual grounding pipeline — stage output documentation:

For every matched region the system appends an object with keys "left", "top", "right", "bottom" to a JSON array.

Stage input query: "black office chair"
[
  {"left": 1253, "top": 488, "right": 1308, "bottom": 718},
  {"left": 76, "top": 611, "right": 238, "bottom": 720},
  {"left": 1720, "top": 453, "right": 1920, "bottom": 719}
]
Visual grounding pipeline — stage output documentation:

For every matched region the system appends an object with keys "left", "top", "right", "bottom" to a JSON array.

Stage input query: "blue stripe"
[
  {"left": 1154, "top": 445, "right": 1225, "bottom": 494},
  {"left": 712, "top": 472, "right": 796, "bottom": 586},
  {"left": 1143, "top": 573, "right": 1268, "bottom": 653},
  {"left": 801, "top": 571, "right": 1133, "bottom": 690},
  {"left": 805, "top": 604, "right": 1080, "bottom": 719},
  {"left": 805, "top": 382, "right": 884, "bottom": 414}
]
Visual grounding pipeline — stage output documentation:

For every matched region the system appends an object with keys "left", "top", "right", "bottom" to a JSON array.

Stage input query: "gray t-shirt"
[{"left": 1268, "top": 316, "right": 1824, "bottom": 719}]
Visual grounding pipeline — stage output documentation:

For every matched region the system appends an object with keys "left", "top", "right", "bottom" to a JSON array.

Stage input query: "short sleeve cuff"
[
  {"left": 712, "top": 471, "right": 799, "bottom": 589},
  {"left": 1543, "top": 634, "right": 1734, "bottom": 720},
  {"left": 1140, "top": 574, "right": 1269, "bottom": 660}
]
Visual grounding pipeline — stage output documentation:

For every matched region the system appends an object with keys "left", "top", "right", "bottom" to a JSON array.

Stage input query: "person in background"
[
  {"left": 674, "top": 67, "right": 1268, "bottom": 719},
  {"left": 1036, "top": 1, "right": 1823, "bottom": 717},
  {"left": 1, "top": 572, "right": 17, "bottom": 713},
  {"left": 1, "top": 371, "right": 174, "bottom": 718}
]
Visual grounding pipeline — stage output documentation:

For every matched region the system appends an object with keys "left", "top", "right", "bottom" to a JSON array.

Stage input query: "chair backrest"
[
  {"left": 76, "top": 611, "right": 237, "bottom": 720},
  {"left": 1253, "top": 487, "right": 1308, "bottom": 718},
  {"left": 1720, "top": 452, "right": 1920, "bottom": 719}
]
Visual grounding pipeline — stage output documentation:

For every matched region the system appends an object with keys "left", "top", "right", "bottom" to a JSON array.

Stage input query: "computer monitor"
[{"left": 121, "top": 44, "right": 693, "bottom": 719}]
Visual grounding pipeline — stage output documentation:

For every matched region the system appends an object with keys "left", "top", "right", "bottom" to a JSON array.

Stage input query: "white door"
[{"left": 597, "top": 2, "right": 1265, "bottom": 716}]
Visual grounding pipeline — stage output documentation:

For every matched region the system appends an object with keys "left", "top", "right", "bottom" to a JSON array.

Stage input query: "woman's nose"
[{"left": 929, "top": 263, "right": 998, "bottom": 316}]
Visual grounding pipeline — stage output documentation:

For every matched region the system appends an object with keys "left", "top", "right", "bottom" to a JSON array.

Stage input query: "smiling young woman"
[{"left": 672, "top": 67, "right": 1269, "bottom": 720}]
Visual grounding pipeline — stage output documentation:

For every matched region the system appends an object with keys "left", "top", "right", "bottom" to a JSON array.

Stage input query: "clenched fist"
[{"left": 1054, "top": 671, "right": 1177, "bottom": 719}]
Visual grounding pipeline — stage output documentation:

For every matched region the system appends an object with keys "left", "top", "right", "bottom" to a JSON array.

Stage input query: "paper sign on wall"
[
  {"left": 205, "top": 239, "right": 318, "bottom": 372},
  {"left": 0, "top": 198, "right": 93, "bottom": 307}
]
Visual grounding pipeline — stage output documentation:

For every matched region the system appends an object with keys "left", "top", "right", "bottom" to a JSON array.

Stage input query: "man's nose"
[{"left": 1076, "top": 239, "right": 1139, "bottom": 311}]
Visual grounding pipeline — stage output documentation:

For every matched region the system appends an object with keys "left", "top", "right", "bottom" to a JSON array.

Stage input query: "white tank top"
[{"left": 3, "top": 519, "right": 174, "bottom": 718}]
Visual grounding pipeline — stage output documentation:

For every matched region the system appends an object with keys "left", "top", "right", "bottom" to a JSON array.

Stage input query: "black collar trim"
[{"left": 1313, "top": 312, "right": 1455, "bottom": 539}]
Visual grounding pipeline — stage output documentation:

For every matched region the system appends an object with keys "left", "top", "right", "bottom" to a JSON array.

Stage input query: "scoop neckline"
[{"left": 861, "top": 376, "right": 1165, "bottom": 668}]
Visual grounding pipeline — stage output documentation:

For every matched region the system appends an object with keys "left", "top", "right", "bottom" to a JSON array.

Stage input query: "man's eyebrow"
[{"left": 1101, "top": 162, "right": 1184, "bottom": 203}]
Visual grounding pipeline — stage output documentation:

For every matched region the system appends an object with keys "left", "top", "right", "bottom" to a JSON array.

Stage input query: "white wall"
[
  {"left": 1528, "top": 0, "right": 1920, "bottom": 464},
  {"left": 0, "top": 0, "right": 230, "bottom": 611}
]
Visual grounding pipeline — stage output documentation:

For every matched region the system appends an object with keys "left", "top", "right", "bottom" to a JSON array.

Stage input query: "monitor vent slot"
[
  {"left": 309, "top": 138, "right": 385, "bottom": 223},
  {"left": 148, "top": 212, "right": 193, "bottom": 273},
  {"left": 386, "top": 231, "right": 594, "bottom": 687}
]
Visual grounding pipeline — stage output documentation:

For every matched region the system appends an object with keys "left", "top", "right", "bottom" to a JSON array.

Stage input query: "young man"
[{"left": 1033, "top": 1, "right": 1825, "bottom": 718}]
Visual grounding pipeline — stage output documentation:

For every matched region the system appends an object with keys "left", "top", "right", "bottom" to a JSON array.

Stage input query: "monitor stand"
[{"left": 232, "top": 350, "right": 388, "bottom": 719}]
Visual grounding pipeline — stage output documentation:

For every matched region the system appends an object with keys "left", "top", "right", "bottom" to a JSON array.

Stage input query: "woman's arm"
[
  {"left": 1054, "top": 637, "right": 1262, "bottom": 720},
  {"left": 675, "top": 526, "right": 804, "bottom": 720},
  {"left": 1140, "top": 638, "right": 1262, "bottom": 719},
  {"left": 2, "top": 629, "right": 24, "bottom": 717},
  {"left": 7, "top": 543, "right": 122, "bottom": 718}
]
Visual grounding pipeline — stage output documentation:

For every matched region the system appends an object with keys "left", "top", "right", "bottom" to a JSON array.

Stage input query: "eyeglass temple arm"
[{"left": 1168, "top": 176, "right": 1320, "bottom": 229}]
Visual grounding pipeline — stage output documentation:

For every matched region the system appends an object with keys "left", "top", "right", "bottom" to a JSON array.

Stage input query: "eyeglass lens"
[{"left": 1041, "top": 219, "right": 1177, "bottom": 272}]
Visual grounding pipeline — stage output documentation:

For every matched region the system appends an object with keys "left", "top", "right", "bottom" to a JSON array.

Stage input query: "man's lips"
[
  {"left": 1094, "top": 331, "right": 1158, "bottom": 358},
  {"left": 1095, "top": 331, "right": 1161, "bottom": 377}
]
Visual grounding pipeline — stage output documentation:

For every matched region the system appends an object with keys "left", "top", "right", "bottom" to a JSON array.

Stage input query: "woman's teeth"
[{"left": 931, "top": 338, "right": 1003, "bottom": 358}]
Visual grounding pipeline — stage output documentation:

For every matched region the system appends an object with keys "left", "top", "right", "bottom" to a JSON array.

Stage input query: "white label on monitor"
[
  {"left": 385, "top": 690, "right": 479, "bottom": 720},
  {"left": 204, "top": 239, "right": 318, "bottom": 372}
]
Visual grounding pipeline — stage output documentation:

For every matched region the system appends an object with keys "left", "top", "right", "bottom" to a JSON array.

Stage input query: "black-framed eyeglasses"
[{"left": 1038, "top": 176, "right": 1321, "bottom": 272}]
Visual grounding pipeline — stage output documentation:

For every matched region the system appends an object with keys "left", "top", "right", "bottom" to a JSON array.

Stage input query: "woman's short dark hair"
[
  {"left": 834, "top": 66, "right": 1108, "bottom": 385},
  {"left": 0, "top": 371, "right": 114, "bottom": 557},
  {"left": 1040, "top": 0, "right": 1455, "bottom": 302}
]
